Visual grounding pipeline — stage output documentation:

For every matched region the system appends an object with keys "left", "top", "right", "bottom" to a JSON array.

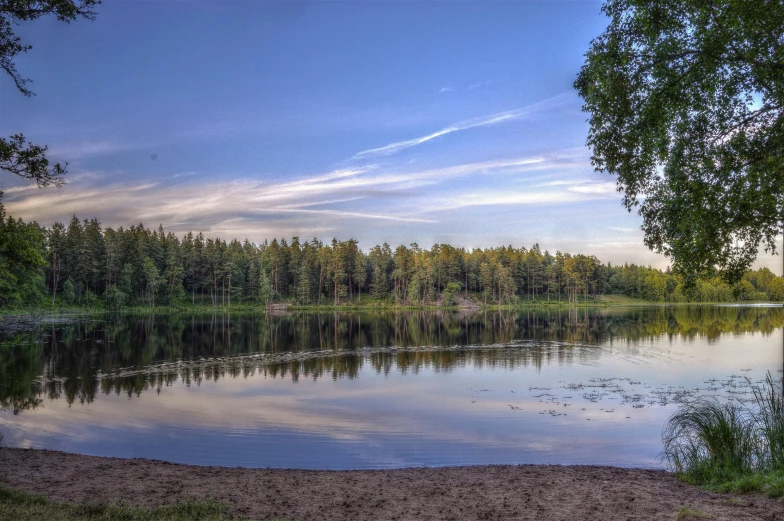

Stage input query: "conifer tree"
[{"left": 259, "top": 264, "right": 274, "bottom": 306}]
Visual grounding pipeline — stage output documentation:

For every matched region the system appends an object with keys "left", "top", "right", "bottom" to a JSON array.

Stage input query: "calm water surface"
[{"left": 1, "top": 306, "right": 782, "bottom": 469}]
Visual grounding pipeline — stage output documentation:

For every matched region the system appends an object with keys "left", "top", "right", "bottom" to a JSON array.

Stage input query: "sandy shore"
[{"left": 1, "top": 448, "right": 782, "bottom": 520}]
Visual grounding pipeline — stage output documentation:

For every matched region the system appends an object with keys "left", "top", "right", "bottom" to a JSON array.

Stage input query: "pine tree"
[
  {"left": 370, "top": 265, "right": 388, "bottom": 301},
  {"left": 353, "top": 255, "right": 368, "bottom": 303},
  {"left": 297, "top": 261, "right": 312, "bottom": 304},
  {"left": 259, "top": 263, "right": 273, "bottom": 306},
  {"left": 142, "top": 256, "right": 162, "bottom": 307}
]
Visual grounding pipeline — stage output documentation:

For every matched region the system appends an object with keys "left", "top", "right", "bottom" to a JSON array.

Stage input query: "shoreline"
[
  {"left": 1, "top": 447, "right": 781, "bottom": 520},
  {"left": 4, "top": 300, "right": 781, "bottom": 318}
]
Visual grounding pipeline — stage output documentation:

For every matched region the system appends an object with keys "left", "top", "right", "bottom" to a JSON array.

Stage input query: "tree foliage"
[
  {"left": 0, "top": 0, "right": 100, "bottom": 186},
  {"left": 1, "top": 209, "right": 783, "bottom": 309},
  {"left": 0, "top": 193, "right": 46, "bottom": 307},
  {"left": 575, "top": 0, "right": 784, "bottom": 282}
]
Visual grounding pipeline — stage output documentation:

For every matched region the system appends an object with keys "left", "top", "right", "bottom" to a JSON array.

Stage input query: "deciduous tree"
[{"left": 576, "top": 0, "right": 784, "bottom": 282}]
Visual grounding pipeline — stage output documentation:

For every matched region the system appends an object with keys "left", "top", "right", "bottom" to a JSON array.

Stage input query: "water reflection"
[
  {"left": 1, "top": 306, "right": 783, "bottom": 469},
  {"left": 2, "top": 306, "right": 782, "bottom": 413}
]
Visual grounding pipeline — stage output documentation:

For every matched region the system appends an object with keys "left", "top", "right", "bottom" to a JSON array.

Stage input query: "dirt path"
[{"left": 1, "top": 448, "right": 782, "bottom": 520}]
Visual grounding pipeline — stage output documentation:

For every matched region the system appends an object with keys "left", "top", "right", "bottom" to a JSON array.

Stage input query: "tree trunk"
[{"left": 51, "top": 255, "right": 60, "bottom": 306}]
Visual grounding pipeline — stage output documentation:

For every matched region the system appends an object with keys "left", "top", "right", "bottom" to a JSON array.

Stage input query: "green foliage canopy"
[
  {"left": 575, "top": 0, "right": 784, "bottom": 282},
  {"left": 0, "top": 194, "right": 46, "bottom": 307}
]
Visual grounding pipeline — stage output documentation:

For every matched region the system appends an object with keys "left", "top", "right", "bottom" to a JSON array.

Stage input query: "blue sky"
[{"left": 1, "top": 1, "right": 780, "bottom": 271}]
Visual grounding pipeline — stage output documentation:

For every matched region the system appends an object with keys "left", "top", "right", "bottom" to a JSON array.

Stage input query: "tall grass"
[
  {"left": 663, "top": 372, "right": 784, "bottom": 496},
  {"left": 750, "top": 373, "right": 784, "bottom": 469}
]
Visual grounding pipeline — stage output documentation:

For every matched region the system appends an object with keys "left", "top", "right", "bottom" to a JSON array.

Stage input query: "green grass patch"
[
  {"left": 598, "top": 294, "right": 659, "bottom": 306},
  {"left": 707, "top": 470, "right": 784, "bottom": 498},
  {"left": 0, "top": 485, "right": 236, "bottom": 520}
]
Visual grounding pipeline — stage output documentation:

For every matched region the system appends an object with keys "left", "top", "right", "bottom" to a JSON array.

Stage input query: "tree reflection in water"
[{"left": 1, "top": 306, "right": 782, "bottom": 412}]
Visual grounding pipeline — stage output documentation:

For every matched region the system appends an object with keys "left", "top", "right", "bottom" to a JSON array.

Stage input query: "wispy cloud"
[
  {"left": 272, "top": 208, "right": 436, "bottom": 223},
  {"left": 46, "top": 140, "right": 149, "bottom": 161},
  {"left": 468, "top": 79, "right": 494, "bottom": 90},
  {"left": 351, "top": 92, "right": 571, "bottom": 159},
  {"left": 3, "top": 162, "right": 440, "bottom": 234},
  {"left": 567, "top": 182, "right": 617, "bottom": 195},
  {"left": 608, "top": 226, "right": 637, "bottom": 233},
  {"left": 439, "top": 86, "right": 454, "bottom": 93},
  {"left": 4, "top": 151, "right": 596, "bottom": 239},
  {"left": 429, "top": 180, "right": 619, "bottom": 212},
  {"left": 430, "top": 190, "right": 587, "bottom": 211},
  {"left": 172, "top": 171, "right": 197, "bottom": 179}
]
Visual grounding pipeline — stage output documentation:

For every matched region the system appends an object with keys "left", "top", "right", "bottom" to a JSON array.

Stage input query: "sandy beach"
[{"left": 1, "top": 447, "right": 782, "bottom": 520}]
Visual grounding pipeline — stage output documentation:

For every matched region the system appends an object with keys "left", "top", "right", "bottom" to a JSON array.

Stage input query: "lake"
[{"left": 1, "top": 305, "right": 782, "bottom": 469}]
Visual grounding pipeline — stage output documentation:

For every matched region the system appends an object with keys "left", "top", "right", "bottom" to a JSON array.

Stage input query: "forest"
[{"left": 2, "top": 198, "right": 784, "bottom": 310}]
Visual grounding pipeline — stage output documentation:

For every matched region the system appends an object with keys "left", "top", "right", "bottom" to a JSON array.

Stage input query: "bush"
[
  {"left": 442, "top": 282, "right": 462, "bottom": 306},
  {"left": 103, "top": 284, "right": 127, "bottom": 312},
  {"left": 83, "top": 289, "right": 98, "bottom": 308}
]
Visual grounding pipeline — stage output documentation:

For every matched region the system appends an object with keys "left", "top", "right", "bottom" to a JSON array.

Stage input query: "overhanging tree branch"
[{"left": 0, "top": 1, "right": 101, "bottom": 186}]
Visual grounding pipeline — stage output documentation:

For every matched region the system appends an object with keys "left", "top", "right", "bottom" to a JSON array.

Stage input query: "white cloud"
[
  {"left": 4, "top": 152, "right": 596, "bottom": 239},
  {"left": 351, "top": 92, "right": 572, "bottom": 159},
  {"left": 272, "top": 208, "right": 436, "bottom": 223},
  {"left": 172, "top": 171, "right": 197, "bottom": 179},
  {"left": 431, "top": 190, "right": 587, "bottom": 211},
  {"left": 468, "top": 79, "right": 494, "bottom": 90},
  {"left": 567, "top": 182, "right": 617, "bottom": 195}
]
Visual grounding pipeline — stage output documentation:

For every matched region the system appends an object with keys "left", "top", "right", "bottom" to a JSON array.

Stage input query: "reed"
[
  {"left": 662, "top": 372, "right": 784, "bottom": 496},
  {"left": 750, "top": 372, "right": 784, "bottom": 469}
]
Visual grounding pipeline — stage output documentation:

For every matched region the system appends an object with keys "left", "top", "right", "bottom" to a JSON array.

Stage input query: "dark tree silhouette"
[{"left": 0, "top": 0, "right": 100, "bottom": 187}]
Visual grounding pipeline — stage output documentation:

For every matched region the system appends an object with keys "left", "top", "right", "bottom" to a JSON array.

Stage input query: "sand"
[{"left": 1, "top": 448, "right": 782, "bottom": 520}]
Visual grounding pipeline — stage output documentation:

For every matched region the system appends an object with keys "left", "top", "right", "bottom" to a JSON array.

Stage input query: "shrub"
[{"left": 103, "top": 284, "right": 127, "bottom": 312}]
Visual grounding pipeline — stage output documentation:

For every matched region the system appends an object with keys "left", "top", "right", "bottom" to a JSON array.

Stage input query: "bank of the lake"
[
  {"left": 0, "top": 448, "right": 781, "bottom": 521},
  {"left": 7, "top": 295, "right": 778, "bottom": 318}
]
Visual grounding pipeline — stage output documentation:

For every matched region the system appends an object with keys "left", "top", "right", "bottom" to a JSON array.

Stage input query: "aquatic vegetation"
[{"left": 663, "top": 372, "right": 784, "bottom": 496}]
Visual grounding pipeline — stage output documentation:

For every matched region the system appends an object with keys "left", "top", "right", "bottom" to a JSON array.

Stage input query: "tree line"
[{"left": 2, "top": 202, "right": 784, "bottom": 309}]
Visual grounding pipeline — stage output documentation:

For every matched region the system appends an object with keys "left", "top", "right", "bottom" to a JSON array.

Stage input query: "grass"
[
  {"left": 675, "top": 506, "right": 712, "bottom": 520},
  {"left": 663, "top": 372, "right": 784, "bottom": 498},
  {"left": 0, "top": 485, "right": 237, "bottom": 521},
  {"left": 598, "top": 294, "right": 659, "bottom": 306},
  {"left": 709, "top": 471, "right": 784, "bottom": 497}
]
